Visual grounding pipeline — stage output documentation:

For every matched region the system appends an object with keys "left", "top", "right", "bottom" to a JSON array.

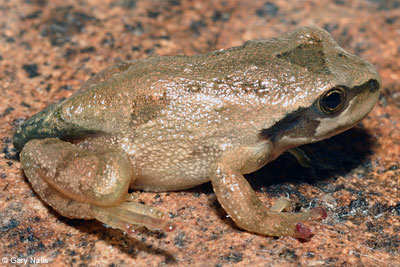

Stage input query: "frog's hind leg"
[
  {"left": 20, "top": 138, "right": 174, "bottom": 233},
  {"left": 211, "top": 161, "right": 327, "bottom": 239}
]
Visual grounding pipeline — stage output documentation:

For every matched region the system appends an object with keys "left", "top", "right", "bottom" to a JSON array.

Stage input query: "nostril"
[{"left": 368, "top": 79, "right": 380, "bottom": 92}]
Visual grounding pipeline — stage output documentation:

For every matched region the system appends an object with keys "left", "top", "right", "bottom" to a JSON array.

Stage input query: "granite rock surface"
[{"left": 0, "top": 0, "right": 399, "bottom": 266}]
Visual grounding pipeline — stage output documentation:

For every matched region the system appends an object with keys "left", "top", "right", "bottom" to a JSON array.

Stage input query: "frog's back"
[
  {"left": 13, "top": 43, "right": 268, "bottom": 150},
  {"left": 13, "top": 26, "right": 342, "bottom": 151}
]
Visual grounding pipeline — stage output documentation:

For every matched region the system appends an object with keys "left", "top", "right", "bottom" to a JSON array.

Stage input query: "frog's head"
[{"left": 259, "top": 26, "right": 381, "bottom": 150}]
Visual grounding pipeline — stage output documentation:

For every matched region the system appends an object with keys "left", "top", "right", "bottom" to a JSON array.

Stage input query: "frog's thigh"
[
  {"left": 210, "top": 150, "right": 326, "bottom": 238},
  {"left": 21, "top": 138, "right": 133, "bottom": 208},
  {"left": 20, "top": 138, "right": 175, "bottom": 233}
]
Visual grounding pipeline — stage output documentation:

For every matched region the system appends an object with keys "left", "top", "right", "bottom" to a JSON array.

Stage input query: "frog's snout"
[{"left": 366, "top": 78, "right": 380, "bottom": 93}]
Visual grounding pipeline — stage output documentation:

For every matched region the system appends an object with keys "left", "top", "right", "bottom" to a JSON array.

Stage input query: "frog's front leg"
[
  {"left": 20, "top": 138, "right": 175, "bottom": 233},
  {"left": 210, "top": 146, "right": 327, "bottom": 238}
]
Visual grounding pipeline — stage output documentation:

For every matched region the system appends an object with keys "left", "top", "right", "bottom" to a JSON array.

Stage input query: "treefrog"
[{"left": 13, "top": 26, "right": 380, "bottom": 238}]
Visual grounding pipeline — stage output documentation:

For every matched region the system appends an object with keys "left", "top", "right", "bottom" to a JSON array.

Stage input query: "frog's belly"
[
  {"left": 128, "top": 143, "right": 217, "bottom": 192},
  {"left": 130, "top": 164, "right": 212, "bottom": 192}
]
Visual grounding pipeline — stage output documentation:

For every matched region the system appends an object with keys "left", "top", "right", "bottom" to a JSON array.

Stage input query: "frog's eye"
[{"left": 319, "top": 86, "right": 346, "bottom": 114}]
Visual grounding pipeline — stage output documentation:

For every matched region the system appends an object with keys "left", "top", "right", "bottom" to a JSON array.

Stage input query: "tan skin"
[{"left": 14, "top": 26, "right": 380, "bottom": 238}]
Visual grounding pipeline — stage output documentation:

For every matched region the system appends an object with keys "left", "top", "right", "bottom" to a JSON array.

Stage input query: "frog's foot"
[
  {"left": 287, "top": 148, "right": 312, "bottom": 168},
  {"left": 270, "top": 197, "right": 292, "bottom": 212},
  {"left": 93, "top": 202, "right": 176, "bottom": 234},
  {"left": 211, "top": 163, "right": 327, "bottom": 239},
  {"left": 20, "top": 138, "right": 175, "bottom": 234},
  {"left": 91, "top": 186, "right": 176, "bottom": 232},
  {"left": 270, "top": 197, "right": 327, "bottom": 238}
]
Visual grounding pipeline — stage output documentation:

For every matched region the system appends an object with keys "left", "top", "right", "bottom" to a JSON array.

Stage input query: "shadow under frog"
[
  {"left": 13, "top": 26, "right": 381, "bottom": 239},
  {"left": 54, "top": 214, "right": 177, "bottom": 263}
]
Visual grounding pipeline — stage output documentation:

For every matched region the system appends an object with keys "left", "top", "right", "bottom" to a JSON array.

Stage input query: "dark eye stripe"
[{"left": 260, "top": 107, "right": 305, "bottom": 141}]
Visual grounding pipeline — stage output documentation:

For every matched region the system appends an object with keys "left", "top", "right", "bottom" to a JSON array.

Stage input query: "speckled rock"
[{"left": 0, "top": 0, "right": 399, "bottom": 266}]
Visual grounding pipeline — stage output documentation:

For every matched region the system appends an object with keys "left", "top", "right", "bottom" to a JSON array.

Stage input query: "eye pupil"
[
  {"left": 320, "top": 87, "right": 345, "bottom": 114},
  {"left": 323, "top": 92, "right": 341, "bottom": 109}
]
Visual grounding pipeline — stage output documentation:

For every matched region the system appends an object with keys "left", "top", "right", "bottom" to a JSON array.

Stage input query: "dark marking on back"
[{"left": 277, "top": 43, "right": 330, "bottom": 74}]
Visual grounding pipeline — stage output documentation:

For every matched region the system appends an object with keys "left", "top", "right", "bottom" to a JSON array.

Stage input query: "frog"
[{"left": 13, "top": 26, "right": 380, "bottom": 239}]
